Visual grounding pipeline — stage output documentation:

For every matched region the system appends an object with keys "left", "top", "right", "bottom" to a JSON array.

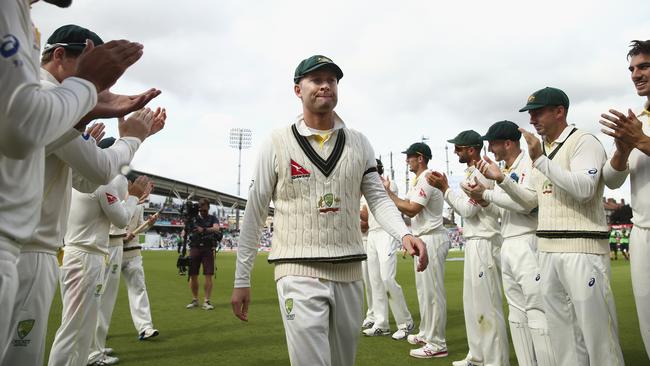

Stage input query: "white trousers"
[
  {"left": 276, "top": 276, "right": 363, "bottom": 366},
  {"left": 414, "top": 230, "right": 448, "bottom": 348},
  {"left": 48, "top": 248, "right": 104, "bottom": 366},
  {"left": 539, "top": 252, "right": 624, "bottom": 366},
  {"left": 630, "top": 226, "right": 650, "bottom": 359},
  {"left": 501, "top": 235, "right": 555, "bottom": 366},
  {"left": 463, "top": 237, "right": 510, "bottom": 366},
  {"left": 361, "top": 236, "right": 375, "bottom": 324},
  {"left": 121, "top": 254, "right": 154, "bottom": 334},
  {"left": 4, "top": 252, "right": 58, "bottom": 366},
  {"left": 0, "top": 244, "right": 19, "bottom": 365},
  {"left": 366, "top": 229, "right": 412, "bottom": 329},
  {"left": 89, "top": 243, "right": 123, "bottom": 363}
]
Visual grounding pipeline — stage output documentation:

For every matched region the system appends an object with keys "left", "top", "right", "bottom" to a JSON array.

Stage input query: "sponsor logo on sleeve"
[
  {"left": 105, "top": 193, "right": 118, "bottom": 205},
  {"left": 418, "top": 188, "right": 427, "bottom": 198},
  {"left": 587, "top": 168, "right": 598, "bottom": 176},
  {"left": 1, "top": 34, "right": 20, "bottom": 58}
]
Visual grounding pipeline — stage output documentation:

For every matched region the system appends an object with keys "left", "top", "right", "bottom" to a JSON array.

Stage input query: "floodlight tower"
[{"left": 229, "top": 128, "right": 252, "bottom": 230}]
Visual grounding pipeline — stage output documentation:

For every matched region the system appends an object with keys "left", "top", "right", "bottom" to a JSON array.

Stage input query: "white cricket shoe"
[
  {"left": 139, "top": 328, "right": 159, "bottom": 340},
  {"left": 391, "top": 322, "right": 415, "bottom": 340},
  {"left": 102, "top": 348, "right": 114, "bottom": 355},
  {"left": 452, "top": 359, "right": 477, "bottom": 366},
  {"left": 362, "top": 327, "right": 391, "bottom": 336},
  {"left": 202, "top": 300, "right": 214, "bottom": 310},
  {"left": 361, "top": 319, "right": 375, "bottom": 330},
  {"left": 406, "top": 334, "right": 427, "bottom": 345},
  {"left": 409, "top": 344, "right": 448, "bottom": 359},
  {"left": 90, "top": 354, "right": 120, "bottom": 365},
  {"left": 186, "top": 299, "right": 199, "bottom": 309}
]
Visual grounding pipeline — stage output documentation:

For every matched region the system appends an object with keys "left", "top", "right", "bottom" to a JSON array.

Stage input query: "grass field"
[{"left": 45, "top": 250, "right": 647, "bottom": 365}]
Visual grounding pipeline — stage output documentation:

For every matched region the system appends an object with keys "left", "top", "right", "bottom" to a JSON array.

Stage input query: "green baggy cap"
[
  {"left": 518, "top": 87, "right": 569, "bottom": 112},
  {"left": 294, "top": 55, "right": 343, "bottom": 84}
]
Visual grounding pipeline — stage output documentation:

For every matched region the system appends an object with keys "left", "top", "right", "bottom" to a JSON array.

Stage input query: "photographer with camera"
[{"left": 186, "top": 198, "right": 221, "bottom": 310}]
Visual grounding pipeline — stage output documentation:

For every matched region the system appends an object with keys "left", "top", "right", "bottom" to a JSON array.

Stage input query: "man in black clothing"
[{"left": 186, "top": 198, "right": 221, "bottom": 310}]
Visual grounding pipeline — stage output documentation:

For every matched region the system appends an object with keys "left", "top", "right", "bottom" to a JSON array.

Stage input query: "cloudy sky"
[{"left": 33, "top": 0, "right": 649, "bottom": 203}]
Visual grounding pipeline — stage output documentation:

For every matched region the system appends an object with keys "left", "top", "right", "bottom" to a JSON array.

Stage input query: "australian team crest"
[
  {"left": 285, "top": 298, "right": 295, "bottom": 320},
  {"left": 16, "top": 319, "right": 35, "bottom": 339},
  {"left": 318, "top": 193, "right": 341, "bottom": 213}
]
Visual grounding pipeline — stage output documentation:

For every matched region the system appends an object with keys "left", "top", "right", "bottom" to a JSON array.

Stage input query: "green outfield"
[{"left": 45, "top": 250, "right": 646, "bottom": 365}]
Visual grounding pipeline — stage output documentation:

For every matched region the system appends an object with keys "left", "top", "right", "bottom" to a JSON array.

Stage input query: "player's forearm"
[
  {"left": 362, "top": 174, "right": 410, "bottom": 240},
  {"left": 497, "top": 177, "right": 538, "bottom": 211},
  {"left": 444, "top": 189, "right": 480, "bottom": 218},
  {"left": 602, "top": 157, "right": 629, "bottom": 189},
  {"left": 1, "top": 78, "right": 97, "bottom": 159},
  {"left": 56, "top": 136, "right": 140, "bottom": 186},
  {"left": 484, "top": 188, "right": 533, "bottom": 214},
  {"left": 637, "top": 134, "right": 650, "bottom": 155}
]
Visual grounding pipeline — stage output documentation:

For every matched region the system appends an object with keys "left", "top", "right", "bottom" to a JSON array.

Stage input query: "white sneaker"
[
  {"left": 361, "top": 319, "right": 375, "bottom": 329},
  {"left": 139, "top": 328, "right": 159, "bottom": 340},
  {"left": 452, "top": 359, "right": 473, "bottom": 366},
  {"left": 102, "top": 348, "right": 114, "bottom": 355},
  {"left": 186, "top": 299, "right": 199, "bottom": 309},
  {"left": 409, "top": 344, "right": 448, "bottom": 359},
  {"left": 202, "top": 301, "right": 214, "bottom": 310},
  {"left": 406, "top": 334, "right": 426, "bottom": 345},
  {"left": 391, "top": 322, "right": 415, "bottom": 340},
  {"left": 91, "top": 354, "right": 120, "bottom": 365},
  {"left": 362, "top": 327, "right": 391, "bottom": 336}
]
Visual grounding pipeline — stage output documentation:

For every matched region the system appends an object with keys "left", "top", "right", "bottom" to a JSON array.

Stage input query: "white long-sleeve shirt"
[
  {"left": 20, "top": 69, "right": 141, "bottom": 255},
  {"left": 445, "top": 166, "right": 500, "bottom": 239},
  {"left": 0, "top": 1, "right": 97, "bottom": 159},
  {"left": 234, "top": 114, "right": 410, "bottom": 288},
  {"left": 65, "top": 175, "right": 138, "bottom": 255},
  {"left": 483, "top": 151, "right": 538, "bottom": 238},
  {"left": 603, "top": 105, "right": 650, "bottom": 228},
  {"left": 0, "top": 40, "right": 96, "bottom": 252},
  {"left": 497, "top": 125, "right": 608, "bottom": 216}
]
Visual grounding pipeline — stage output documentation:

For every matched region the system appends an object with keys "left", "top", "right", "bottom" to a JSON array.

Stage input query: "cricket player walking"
[{"left": 231, "top": 55, "right": 427, "bottom": 366}]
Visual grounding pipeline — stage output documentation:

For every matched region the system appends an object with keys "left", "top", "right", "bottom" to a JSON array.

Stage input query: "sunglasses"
[{"left": 42, "top": 42, "right": 87, "bottom": 54}]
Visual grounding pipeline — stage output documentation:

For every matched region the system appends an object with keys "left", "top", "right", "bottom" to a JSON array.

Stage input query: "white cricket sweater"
[
  {"left": 65, "top": 175, "right": 138, "bottom": 255},
  {"left": 534, "top": 129, "right": 609, "bottom": 254},
  {"left": 603, "top": 106, "right": 650, "bottom": 229},
  {"left": 235, "top": 114, "right": 410, "bottom": 287}
]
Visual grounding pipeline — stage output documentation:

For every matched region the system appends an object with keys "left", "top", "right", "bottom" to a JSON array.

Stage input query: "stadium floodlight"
[{"left": 229, "top": 128, "right": 252, "bottom": 230}]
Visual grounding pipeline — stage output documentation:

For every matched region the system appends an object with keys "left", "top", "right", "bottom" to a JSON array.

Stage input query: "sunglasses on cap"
[{"left": 42, "top": 42, "right": 87, "bottom": 54}]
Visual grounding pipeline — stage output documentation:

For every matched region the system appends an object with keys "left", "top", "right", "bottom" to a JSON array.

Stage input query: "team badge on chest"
[{"left": 318, "top": 193, "right": 341, "bottom": 213}]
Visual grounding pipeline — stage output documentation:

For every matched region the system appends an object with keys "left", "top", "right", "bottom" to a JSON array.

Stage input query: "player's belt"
[
  {"left": 109, "top": 234, "right": 127, "bottom": 238},
  {"left": 536, "top": 230, "right": 609, "bottom": 239},
  {"left": 123, "top": 246, "right": 142, "bottom": 252}
]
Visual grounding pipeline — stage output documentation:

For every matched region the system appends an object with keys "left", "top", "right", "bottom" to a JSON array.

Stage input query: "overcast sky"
[{"left": 32, "top": 0, "right": 649, "bottom": 203}]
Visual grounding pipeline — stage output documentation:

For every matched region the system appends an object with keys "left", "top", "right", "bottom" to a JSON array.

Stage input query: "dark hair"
[
  {"left": 627, "top": 40, "right": 650, "bottom": 59},
  {"left": 198, "top": 198, "right": 210, "bottom": 207},
  {"left": 41, "top": 46, "right": 83, "bottom": 66}
]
